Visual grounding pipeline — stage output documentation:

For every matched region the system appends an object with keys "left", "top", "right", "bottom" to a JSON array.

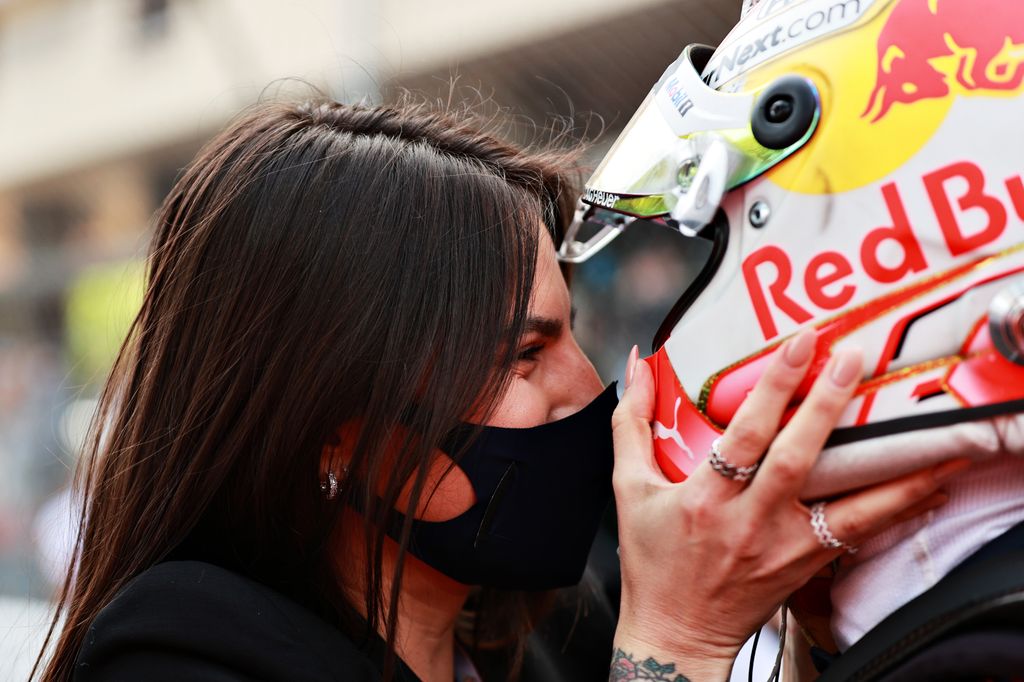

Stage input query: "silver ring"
[
  {"left": 810, "top": 502, "right": 858, "bottom": 554},
  {"left": 708, "top": 437, "right": 759, "bottom": 481}
]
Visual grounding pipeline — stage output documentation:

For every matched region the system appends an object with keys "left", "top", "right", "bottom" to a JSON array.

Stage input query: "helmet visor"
[{"left": 584, "top": 44, "right": 819, "bottom": 220}]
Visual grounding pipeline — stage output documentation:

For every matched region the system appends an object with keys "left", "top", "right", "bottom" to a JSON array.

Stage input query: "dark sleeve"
[{"left": 74, "top": 561, "right": 382, "bottom": 682}]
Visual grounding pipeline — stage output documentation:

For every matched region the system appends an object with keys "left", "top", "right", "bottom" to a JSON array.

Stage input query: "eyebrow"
[{"left": 524, "top": 316, "right": 564, "bottom": 339}]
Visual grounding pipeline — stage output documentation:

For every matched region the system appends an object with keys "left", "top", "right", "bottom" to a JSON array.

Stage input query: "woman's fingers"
[
  {"left": 805, "top": 458, "right": 971, "bottom": 554},
  {"left": 889, "top": 491, "right": 950, "bottom": 525},
  {"left": 611, "top": 346, "right": 660, "bottom": 489},
  {"left": 751, "top": 348, "right": 863, "bottom": 505},
  {"left": 689, "top": 329, "right": 817, "bottom": 492}
]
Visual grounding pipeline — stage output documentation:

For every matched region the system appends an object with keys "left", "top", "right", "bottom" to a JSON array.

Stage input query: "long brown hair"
[{"left": 38, "top": 96, "right": 580, "bottom": 679}]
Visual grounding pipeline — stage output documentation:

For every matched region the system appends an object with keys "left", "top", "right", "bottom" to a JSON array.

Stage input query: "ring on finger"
[
  {"left": 708, "top": 437, "right": 760, "bottom": 482},
  {"left": 809, "top": 502, "right": 858, "bottom": 554}
]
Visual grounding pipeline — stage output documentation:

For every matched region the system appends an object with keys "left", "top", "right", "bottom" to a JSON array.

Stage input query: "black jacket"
[
  {"left": 73, "top": 558, "right": 618, "bottom": 681},
  {"left": 74, "top": 560, "right": 417, "bottom": 681}
]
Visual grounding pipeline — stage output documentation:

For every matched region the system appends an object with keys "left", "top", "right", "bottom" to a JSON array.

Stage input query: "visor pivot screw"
[
  {"left": 749, "top": 201, "right": 771, "bottom": 228},
  {"left": 766, "top": 95, "right": 794, "bottom": 123},
  {"left": 989, "top": 281, "right": 1024, "bottom": 366},
  {"left": 677, "top": 159, "right": 699, "bottom": 192}
]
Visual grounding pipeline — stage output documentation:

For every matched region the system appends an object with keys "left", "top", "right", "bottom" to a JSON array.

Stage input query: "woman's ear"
[
  {"left": 320, "top": 431, "right": 350, "bottom": 471},
  {"left": 319, "top": 423, "right": 357, "bottom": 500}
]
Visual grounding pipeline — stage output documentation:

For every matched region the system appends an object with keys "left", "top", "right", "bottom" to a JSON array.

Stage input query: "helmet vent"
[{"left": 752, "top": 76, "right": 818, "bottom": 150}]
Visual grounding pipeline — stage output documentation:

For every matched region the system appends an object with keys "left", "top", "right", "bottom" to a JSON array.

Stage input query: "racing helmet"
[{"left": 562, "top": 0, "right": 1024, "bottom": 482}]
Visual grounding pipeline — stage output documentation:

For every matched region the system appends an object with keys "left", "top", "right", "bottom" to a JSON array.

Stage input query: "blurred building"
[{"left": 0, "top": 0, "right": 735, "bottom": 601}]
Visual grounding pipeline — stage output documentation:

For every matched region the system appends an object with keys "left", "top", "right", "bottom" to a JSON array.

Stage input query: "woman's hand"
[{"left": 609, "top": 330, "right": 967, "bottom": 681}]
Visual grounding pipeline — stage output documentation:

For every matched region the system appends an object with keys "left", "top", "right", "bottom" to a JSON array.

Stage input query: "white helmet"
[{"left": 562, "top": 0, "right": 1024, "bottom": 483}]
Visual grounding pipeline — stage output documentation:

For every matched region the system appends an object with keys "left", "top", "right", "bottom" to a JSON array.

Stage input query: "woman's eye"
[{"left": 517, "top": 344, "right": 544, "bottom": 362}]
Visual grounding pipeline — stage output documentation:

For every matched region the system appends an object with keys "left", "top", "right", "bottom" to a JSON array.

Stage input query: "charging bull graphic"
[{"left": 864, "top": 0, "right": 1024, "bottom": 122}]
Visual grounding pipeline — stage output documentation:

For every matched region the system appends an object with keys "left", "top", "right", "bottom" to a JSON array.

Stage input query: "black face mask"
[{"left": 392, "top": 383, "right": 618, "bottom": 590}]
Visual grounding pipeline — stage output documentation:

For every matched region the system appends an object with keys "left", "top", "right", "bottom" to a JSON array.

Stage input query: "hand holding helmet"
[
  {"left": 581, "top": 0, "right": 1024, "bottom": 673},
  {"left": 609, "top": 331, "right": 963, "bottom": 677}
]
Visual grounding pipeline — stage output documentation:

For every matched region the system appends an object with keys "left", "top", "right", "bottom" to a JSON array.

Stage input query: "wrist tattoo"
[{"left": 609, "top": 648, "right": 692, "bottom": 682}]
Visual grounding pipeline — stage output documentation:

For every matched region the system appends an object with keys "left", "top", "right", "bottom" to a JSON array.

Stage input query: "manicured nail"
[
  {"left": 829, "top": 349, "right": 863, "bottom": 387},
  {"left": 625, "top": 345, "right": 639, "bottom": 389},
  {"left": 783, "top": 329, "right": 816, "bottom": 367},
  {"left": 934, "top": 458, "right": 971, "bottom": 484}
]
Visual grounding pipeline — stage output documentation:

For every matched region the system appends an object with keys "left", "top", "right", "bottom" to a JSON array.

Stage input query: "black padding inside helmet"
[
  {"left": 652, "top": 209, "right": 730, "bottom": 352},
  {"left": 688, "top": 44, "right": 715, "bottom": 75}
]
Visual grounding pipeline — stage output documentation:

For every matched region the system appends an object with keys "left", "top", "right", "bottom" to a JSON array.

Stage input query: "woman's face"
[
  {"left": 485, "top": 227, "right": 604, "bottom": 427},
  {"left": 372, "top": 227, "right": 605, "bottom": 524}
]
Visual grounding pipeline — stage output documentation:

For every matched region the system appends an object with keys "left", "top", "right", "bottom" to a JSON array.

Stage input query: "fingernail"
[
  {"left": 934, "top": 458, "right": 971, "bottom": 483},
  {"left": 829, "top": 349, "right": 863, "bottom": 387},
  {"left": 783, "top": 329, "right": 816, "bottom": 367},
  {"left": 625, "top": 345, "right": 639, "bottom": 389}
]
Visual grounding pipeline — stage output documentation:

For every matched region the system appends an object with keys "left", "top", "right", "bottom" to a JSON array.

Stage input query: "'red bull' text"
[{"left": 743, "top": 160, "right": 1024, "bottom": 340}]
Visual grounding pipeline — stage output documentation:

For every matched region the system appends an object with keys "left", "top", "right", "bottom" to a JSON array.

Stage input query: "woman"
[{"left": 37, "top": 98, "right": 958, "bottom": 681}]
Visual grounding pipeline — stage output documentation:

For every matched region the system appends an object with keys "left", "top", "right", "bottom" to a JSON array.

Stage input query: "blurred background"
[{"left": 0, "top": 0, "right": 743, "bottom": 677}]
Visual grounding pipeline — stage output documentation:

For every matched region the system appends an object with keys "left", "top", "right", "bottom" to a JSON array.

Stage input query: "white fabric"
[
  {"left": 730, "top": 626, "right": 780, "bottom": 682},
  {"left": 453, "top": 642, "right": 481, "bottom": 682},
  {"left": 801, "top": 414, "right": 1024, "bottom": 500},
  {"left": 829, "top": 453, "right": 1024, "bottom": 650}
]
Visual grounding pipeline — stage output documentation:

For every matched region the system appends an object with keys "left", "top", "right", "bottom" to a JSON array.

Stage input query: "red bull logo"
[{"left": 864, "top": 0, "right": 1024, "bottom": 122}]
